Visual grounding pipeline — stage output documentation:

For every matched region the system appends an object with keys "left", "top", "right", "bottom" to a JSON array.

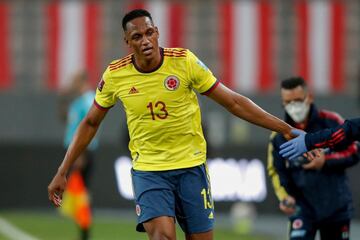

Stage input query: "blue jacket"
[{"left": 268, "top": 104, "right": 359, "bottom": 222}]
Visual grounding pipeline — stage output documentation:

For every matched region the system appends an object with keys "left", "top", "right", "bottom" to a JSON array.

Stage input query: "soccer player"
[
  {"left": 267, "top": 77, "right": 359, "bottom": 240},
  {"left": 280, "top": 118, "right": 360, "bottom": 160},
  {"left": 48, "top": 9, "right": 294, "bottom": 240}
]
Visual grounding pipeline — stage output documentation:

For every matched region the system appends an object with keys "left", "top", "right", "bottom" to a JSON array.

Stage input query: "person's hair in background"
[
  {"left": 69, "top": 71, "right": 90, "bottom": 96},
  {"left": 57, "top": 71, "right": 90, "bottom": 123},
  {"left": 281, "top": 76, "right": 307, "bottom": 91}
]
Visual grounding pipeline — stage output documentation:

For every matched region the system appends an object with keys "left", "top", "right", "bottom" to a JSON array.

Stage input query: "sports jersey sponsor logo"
[
  {"left": 164, "top": 76, "right": 180, "bottom": 91},
  {"left": 292, "top": 219, "right": 303, "bottom": 229},
  {"left": 97, "top": 79, "right": 105, "bottom": 92},
  {"left": 129, "top": 86, "right": 139, "bottom": 94},
  {"left": 136, "top": 204, "right": 141, "bottom": 216}
]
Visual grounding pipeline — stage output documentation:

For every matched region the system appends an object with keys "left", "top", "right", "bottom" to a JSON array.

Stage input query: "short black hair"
[
  {"left": 122, "top": 9, "right": 153, "bottom": 31},
  {"left": 281, "top": 76, "right": 307, "bottom": 90}
]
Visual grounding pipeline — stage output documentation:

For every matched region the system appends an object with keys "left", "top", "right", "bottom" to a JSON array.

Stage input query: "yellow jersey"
[{"left": 95, "top": 48, "right": 219, "bottom": 171}]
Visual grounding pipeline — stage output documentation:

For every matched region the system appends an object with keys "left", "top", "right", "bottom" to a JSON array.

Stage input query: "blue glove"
[{"left": 279, "top": 129, "right": 308, "bottom": 160}]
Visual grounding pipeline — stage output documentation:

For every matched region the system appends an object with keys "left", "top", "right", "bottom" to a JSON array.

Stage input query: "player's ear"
[
  {"left": 307, "top": 92, "right": 314, "bottom": 104},
  {"left": 155, "top": 26, "right": 159, "bottom": 39},
  {"left": 124, "top": 36, "right": 130, "bottom": 47}
]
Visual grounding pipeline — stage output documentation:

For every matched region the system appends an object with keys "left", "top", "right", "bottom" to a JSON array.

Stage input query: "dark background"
[{"left": 1, "top": 93, "right": 359, "bottom": 218}]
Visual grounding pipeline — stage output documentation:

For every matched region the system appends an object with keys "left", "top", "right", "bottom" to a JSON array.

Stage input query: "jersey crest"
[
  {"left": 292, "top": 219, "right": 303, "bottom": 229},
  {"left": 164, "top": 75, "right": 180, "bottom": 91}
]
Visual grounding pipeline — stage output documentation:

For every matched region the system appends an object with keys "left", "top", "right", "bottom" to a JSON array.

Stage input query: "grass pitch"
[{"left": 0, "top": 210, "right": 274, "bottom": 240}]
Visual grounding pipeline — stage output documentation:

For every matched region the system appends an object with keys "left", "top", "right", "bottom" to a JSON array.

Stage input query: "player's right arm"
[
  {"left": 207, "top": 83, "right": 293, "bottom": 139},
  {"left": 49, "top": 67, "right": 115, "bottom": 207},
  {"left": 48, "top": 105, "right": 108, "bottom": 207}
]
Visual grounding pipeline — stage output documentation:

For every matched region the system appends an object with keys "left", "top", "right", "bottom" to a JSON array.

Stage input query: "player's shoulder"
[
  {"left": 163, "top": 47, "right": 188, "bottom": 58},
  {"left": 107, "top": 53, "right": 134, "bottom": 72},
  {"left": 318, "top": 109, "right": 344, "bottom": 124}
]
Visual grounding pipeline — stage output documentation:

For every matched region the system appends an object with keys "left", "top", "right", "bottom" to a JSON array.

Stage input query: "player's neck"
[{"left": 133, "top": 47, "right": 163, "bottom": 73}]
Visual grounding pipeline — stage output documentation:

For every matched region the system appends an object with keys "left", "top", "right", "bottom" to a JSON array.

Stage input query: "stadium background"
[{"left": 0, "top": 0, "right": 360, "bottom": 239}]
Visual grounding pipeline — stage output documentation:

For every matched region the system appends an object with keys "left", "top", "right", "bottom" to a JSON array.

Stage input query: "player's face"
[{"left": 124, "top": 16, "right": 160, "bottom": 60}]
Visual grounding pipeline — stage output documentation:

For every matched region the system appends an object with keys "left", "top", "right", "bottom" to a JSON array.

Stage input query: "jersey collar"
[{"left": 132, "top": 47, "right": 164, "bottom": 73}]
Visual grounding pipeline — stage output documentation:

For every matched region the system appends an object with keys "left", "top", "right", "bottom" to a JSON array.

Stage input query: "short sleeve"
[
  {"left": 94, "top": 67, "right": 116, "bottom": 109},
  {"left": 187, "top": 50, "right": 219, "bottom": 95}
]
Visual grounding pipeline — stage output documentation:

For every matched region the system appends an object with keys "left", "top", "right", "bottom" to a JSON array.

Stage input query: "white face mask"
[{"left": 284, "top": 101, "right": 310, "bottom": 123}]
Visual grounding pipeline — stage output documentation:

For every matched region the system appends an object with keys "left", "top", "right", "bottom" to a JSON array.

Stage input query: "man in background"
[
  {"left": 268, "top": 77, "right": 359, "bottom": 240},
  {"left": 58, "top": 71, "right": 98, "bottom": 240}
]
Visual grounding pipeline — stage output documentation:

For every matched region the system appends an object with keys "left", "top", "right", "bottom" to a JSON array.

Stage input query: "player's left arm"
[{"left": 207, "top": 83, "right": 293, "bottom": 138}]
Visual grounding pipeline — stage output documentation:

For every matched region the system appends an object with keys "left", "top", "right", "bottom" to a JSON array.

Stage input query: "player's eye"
[
  {"left": 132, "top": 34, "right": 142, "bottom": 41},
  {"left": 146, "top": 29, "right": 154, "bottom": 36}
]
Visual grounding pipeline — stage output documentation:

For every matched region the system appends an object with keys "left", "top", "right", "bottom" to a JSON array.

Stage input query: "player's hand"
[
  {"left": 302, "top": 149, "right": 325, "bottom": 170},
  {"left": 47, "top": 172, "right": 67, "bottom": 207},
  {"left": 279, "top": 129, "right": 307, "bottom": 160},
  {"left": 283, "top": 128, "right": 297, "bottom": 140},
  {"left": 279, "top": 196, "right": 296, "bottom": 216}
]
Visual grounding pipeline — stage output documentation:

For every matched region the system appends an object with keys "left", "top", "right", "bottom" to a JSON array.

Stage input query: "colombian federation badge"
[
  {"left": 164, "top": 76, "right": 180, "bottom": 91},
  {"left": 292, "top": 219, "right": 303, "bottom": 229},
  {"left": 136, "top": 204, "right": 141, "bottom": 216}
]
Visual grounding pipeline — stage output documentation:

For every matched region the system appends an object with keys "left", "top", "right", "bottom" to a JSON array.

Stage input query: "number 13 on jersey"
[{"left": 147, "top": 101, "right": 168, "bottom": 120}]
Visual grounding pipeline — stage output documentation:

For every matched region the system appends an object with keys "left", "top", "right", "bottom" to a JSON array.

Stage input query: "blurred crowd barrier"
[{"left": 0, "top": 0, "right": 359, "bottom": 95}]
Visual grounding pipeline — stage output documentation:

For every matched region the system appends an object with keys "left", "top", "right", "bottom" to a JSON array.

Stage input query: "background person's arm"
[
  {"left": 267, "top": 133, "right": 296, "bottom": 215},
  {"left": 48, "top": 104, "right": 108, "bottom": 207},
  {"left": 279, "top": 118, "right": 360, "bottom": 160},
  {"left": 306, "top": 118, "right": 360, "bottom": 150},
  {"left": 207, "top": 83, "right": 293, "bottom": 138}
]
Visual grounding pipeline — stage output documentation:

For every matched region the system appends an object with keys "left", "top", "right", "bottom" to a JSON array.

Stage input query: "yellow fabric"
[
  {"left": 95, "top": 48, "right": 218, "bottom": 171},
  {"left": 267, "top": 132, "right": 289, "bottom": 201}
]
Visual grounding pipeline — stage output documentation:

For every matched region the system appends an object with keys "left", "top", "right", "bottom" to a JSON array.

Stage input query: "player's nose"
[{"left": 142, "top": 36, "right": 151, "bottom": 45}]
